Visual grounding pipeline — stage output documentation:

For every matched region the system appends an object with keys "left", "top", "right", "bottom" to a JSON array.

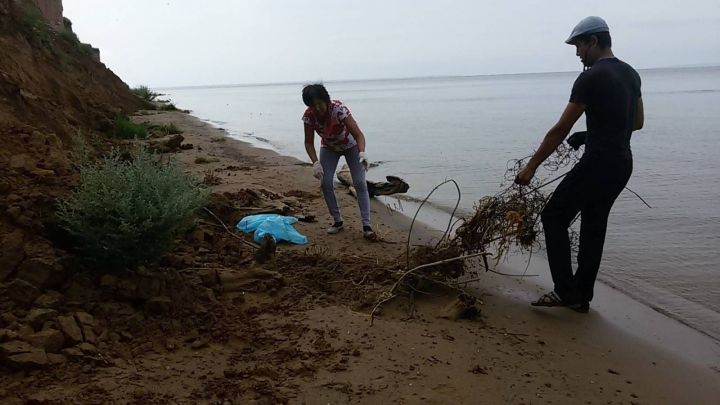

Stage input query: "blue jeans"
[{"left": 319, "top": 146, "right": 371, "bottom": 227}]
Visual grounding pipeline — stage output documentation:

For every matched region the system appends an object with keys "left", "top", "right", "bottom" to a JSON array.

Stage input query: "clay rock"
[
  {"left": 22, "top": 329, "right": 64, "bottom": 353},
  {"left": 198, "top": 268, "right": 220, "bottom": 287},
  {"left": 145, "top": 296, "right": 173, "bottom": 315},
  {"left": 57, "top": 315, "right": 83, "bottom": 344},
  {"left": 6, "top": 278, "right": 41, "bottom": 305},
  {"left": 25, "top": 308, "right": 58, "bottom": 329},
  {"left": 61, "top": 346, "right": 84, "bottom": 359},
  {"left": 74, "top": 311, "right": 95, "bottom": 328},
  {"left": 0, "top": 230, "right": 25, "bottom": 281},
  {"left": 0, "top": 340, "right": 48, "bottom": 369},
  {"left": 33, "top": 291, "right": 64, "bottom": 309},
  {"left": 0, "top": 329, "right": 18, "bottom": 342},
  {"left": 440, "top": 294, "right": 481, "bottom": 321},
  {"left": 77, "top": 342, "right": 99, "bottom": 355},
  {"left": 192, "top": 228, "right": 215, "bottom": 244},
  {"left": 115, "top": 278, "right": 138, "bottom": 300},
  {"left": 15, "top": 258, "right": 66, "bottom": 289},
  {"left": 30, "top": 168, "right": 56, "bottom": 177},
  {"left": 190, "top": 339, "right": 208, "bottom": 350},
  {"left": 4, "top": 350, "right": 49, "bottom": 369},
  {"left": 99, "top": 274, "right": 118, "bottom": 289},
  {"left": 165, "top": 134, "right": 184, "bottom": 150},
  {"left": 9, "top": 154, "right": 33, "bottom": 171},
  {"left": 74, "top": 312, "right": 97, "bottom": 344},
  {"left": 47, "top": 353, "right": 66, "bottom": 365},
  {"left": 0, "top": 340, "right": 35, "bottom": 357},
  {"left": 1, "top": 312, "right": 17, "bottom": 327},
  {"left": 134, "top": 276, "right": 166, "bottom": 301}
]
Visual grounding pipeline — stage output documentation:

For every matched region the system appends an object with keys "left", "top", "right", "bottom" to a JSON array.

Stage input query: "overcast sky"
[{"left": 63, "top": 0, "right": 720, "bottom": 87}]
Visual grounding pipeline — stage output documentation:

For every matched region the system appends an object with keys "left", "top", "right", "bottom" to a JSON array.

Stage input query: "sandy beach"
[{"left": 3, "top": 109, "right": 719, "bottom": 404}]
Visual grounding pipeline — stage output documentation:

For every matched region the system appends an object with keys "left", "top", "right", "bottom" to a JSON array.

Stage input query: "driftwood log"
[{"left": 336, "top": 164, "right": 410, "bottom": 198}]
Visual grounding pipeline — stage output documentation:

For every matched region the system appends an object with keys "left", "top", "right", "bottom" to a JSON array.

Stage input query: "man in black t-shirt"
[{"left": 515, "top": 16, "right": 644, "bottom": 313}]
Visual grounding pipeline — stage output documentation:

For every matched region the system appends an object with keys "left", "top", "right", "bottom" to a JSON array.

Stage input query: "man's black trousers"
[{"left": 541, "top": 156, "right": 632, "bottom": 304}]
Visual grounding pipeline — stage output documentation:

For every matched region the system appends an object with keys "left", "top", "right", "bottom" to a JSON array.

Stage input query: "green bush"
[
  {"left": 158, "top": 103, "right": 179, "bottom": 111},
  {"left": 113, "top": 115, "right": 148, "bottom": 139},
  {"left": 59, "top": 29, "right": 80, "bottom": 44},
  {"left": 20, "top": 3, "right": 51, "bottom": 46},
  {"left": 131, "top": 85, "right": 159, "bottom": 102},
  {"left": 57, "top": 147, "right": 209, "bottom": 268},
  {"left": 148, "top": 123, "right": 183, "bottom": 136}
]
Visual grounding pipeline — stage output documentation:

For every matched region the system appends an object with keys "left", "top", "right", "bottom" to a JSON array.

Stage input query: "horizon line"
[{"left": 154, "top": 63, "right": 720, "bottom": 91}]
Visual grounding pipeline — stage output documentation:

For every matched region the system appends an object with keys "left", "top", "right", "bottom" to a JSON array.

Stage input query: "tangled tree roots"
[{"left": 371, "top": 146, "right": 584, "bottom": 324}]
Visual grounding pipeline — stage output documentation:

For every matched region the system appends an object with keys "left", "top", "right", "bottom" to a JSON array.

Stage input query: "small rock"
[
  {"left": 99, "top": 274, "right": 118, "bottom": 289},
  {"left": 17, "top": 324, "right": 34, "bottom": 337},
  {"left": 15, "top": 258, "right": 66, "bottom": 289},
  {"left": 5, "top": 351, "right": 48, "bottom": 369},
  {"left": 6, "top": 278, "right": 41, "bottom": 305},
  {"left": 77, "top": 342, "right": 98, "bottom": 355},
  {"left": 61, "top": 347, "right": 84, "bottom": 359},
  {"left": 22, "top": 329, "right": 64, "bottom": 353},
  {"left": 0, "top": 230, "right": 25, "bottom": 281},
  {"left": 440, "top": 294, "right": 481, "bottom": 321},
  {"left": 165, "top": 134, "right": 184, "bottom": 151},
  {"left": 33, "top": 291, "right": 64, "bottom": 309},
  {"left": 165, "top": 338, "right": 178, "bottom": 351},
  {"left": 0, "top": 340, "right": 48, "bottom": 369},
  {"left": 9, "top": 154, "right": 30, "bottom": 171},
  {"left": 81, "top": 325, "right": 97, "bottom": 344},
  {"left": 115, "top": 278, "right": 138, "bottom": 300},
  {"left": 0, "top": 340, "right": 35, "bottom": 356},
  {"left": 0, "top": 329, "right": 19, "bottom": 342},
  {"left": 57, "top": 315, "right": 83, "bottom": 344},
  {"left": 1, "top": 312, "right": 17, "bottom": 327},
  {"left": 190, "top": 339, "right": 208, "bottom": 350},
  {"left": 25, "top": 308, "right": 58, "bottom": 329},
  {"left": 198, "top": 269, "right": 219, "bottom": 287},
  {"left": 204, "top": 288, "right": 218, "bottom": 304},
  {"left": 145, "top": 296, "right": 173, "bottom": 315},
  {"left": 74, "top": 311, "right": 95, "bottom": 327},
  {"left": 30, "top": 168, "right": 55, "bottom": 177},
  {"left": 46, "top": 353, "right": 66, "bottom": 365}
]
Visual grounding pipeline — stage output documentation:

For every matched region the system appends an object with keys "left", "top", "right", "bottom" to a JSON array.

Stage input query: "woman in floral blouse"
[{"left": 302, "top": 84, "right": 375, "bottom": 240}]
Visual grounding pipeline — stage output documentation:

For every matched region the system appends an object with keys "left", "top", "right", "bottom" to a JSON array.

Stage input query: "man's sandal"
[
  {"left": 531, "top": 291, "right": 589, "bottom": 313},
  {"left": 531, "top": 291, "right": 565, "bottom": 307}
]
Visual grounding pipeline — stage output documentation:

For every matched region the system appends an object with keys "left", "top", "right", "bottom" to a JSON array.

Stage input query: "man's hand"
[
  {"left": 359, "top": 151, "right": 369, "bottom": 171},
  {"left": 514, "top": 165, "right": 536, "bottom": 186},
  {"left": 566, "top": 131, "right": 587, "bottom": 150},
  {"left": 312, "top": 161, "right": 324, "bottom": 180}
]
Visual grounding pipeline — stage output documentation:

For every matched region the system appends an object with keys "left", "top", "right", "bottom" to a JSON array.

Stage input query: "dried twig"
[
  {"left": 624, "top": 186, "right": 652, "bottom": 208},
  {"left": 203, "top": 207, "right": 259, "bottom": 249},
  {"left": 405, "top": 179, "right": 461, "bottom": 270}
]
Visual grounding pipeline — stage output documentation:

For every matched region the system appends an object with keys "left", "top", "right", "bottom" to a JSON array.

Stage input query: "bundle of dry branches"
[
  {"left": 371, "top": 146, "right": 604, "bottom": 323},
  {"left": 451, "top": 144, "right": 581, "bottom": 265}
]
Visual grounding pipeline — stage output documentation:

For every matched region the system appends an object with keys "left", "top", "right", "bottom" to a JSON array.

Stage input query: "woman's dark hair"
[
  {"left": 302, "top": 84, "right": 331, "bottom": 107},
  {"left": 574, "top": 31, "right": 612, "bottom": 48}
]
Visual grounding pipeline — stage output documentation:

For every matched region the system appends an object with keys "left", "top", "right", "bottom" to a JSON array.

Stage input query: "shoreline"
[{"left": 123, "top": 110, "right": 720, "bottom": 403}]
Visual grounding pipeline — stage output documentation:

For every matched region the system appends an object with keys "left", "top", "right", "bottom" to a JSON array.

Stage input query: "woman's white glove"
[
  {"left": 312, "top": 160, "right": 324, "bottom": 180},
  {"left": 359, "top": 151, "right": 369, "bottom": 171}
]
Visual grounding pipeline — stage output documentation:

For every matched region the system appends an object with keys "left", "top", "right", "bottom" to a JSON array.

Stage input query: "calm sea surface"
[{"left": 162, "top": 67, "right": 720, "bottom": 341}]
